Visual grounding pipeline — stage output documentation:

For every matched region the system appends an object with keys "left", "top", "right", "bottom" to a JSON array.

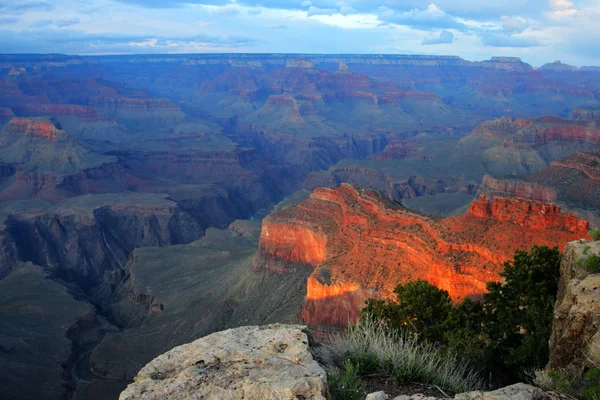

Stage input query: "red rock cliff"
[{"left": 257, "top": 184, "right": 589, "bottom": 328}]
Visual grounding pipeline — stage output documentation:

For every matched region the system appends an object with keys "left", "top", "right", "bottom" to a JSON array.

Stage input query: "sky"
[{"left": 0, "top": 0, "right": 599, "bottom": 66}]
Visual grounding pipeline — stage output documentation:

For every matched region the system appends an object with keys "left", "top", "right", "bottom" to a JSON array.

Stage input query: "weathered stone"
[
  {"left": 455, "top": 383, "right": 561, "bottom": 399},
  {"left": 548, "top": 240, "right": 600, "bottom": 370},
  {"left": 366, "top": 391, "right": 390, "bottom": 400},
  {"left": 388, "top": 383, "right": 565, "bottom": 399},
  {"left": 119, "top": 324, "right": 330, "bottom": 400}
]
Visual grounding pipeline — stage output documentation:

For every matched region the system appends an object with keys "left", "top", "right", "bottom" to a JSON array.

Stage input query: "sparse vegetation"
[
  {"left": 327, "top": 361, "right": 365, "bottom": 400},
  {"left": 577, "top": 253, "right": 600, "bottom": 273},
  {"left": 532, "top": 366, "right": 600, "bottom": 399},
  {"left": 590, "top": 229, "right": 600, "bottom": 241},
  {"left": 329, "top": 317, "right": 483, "bottom": 395}
]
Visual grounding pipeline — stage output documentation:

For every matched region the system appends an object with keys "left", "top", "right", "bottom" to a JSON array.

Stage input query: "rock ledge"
[{"left": 119, "top": 324, "right": 329, "bottom": 400}]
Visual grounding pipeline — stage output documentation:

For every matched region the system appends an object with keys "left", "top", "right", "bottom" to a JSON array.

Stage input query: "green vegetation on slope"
[{"left": 360, "top": 246, "right": 562, "bottom": 387}]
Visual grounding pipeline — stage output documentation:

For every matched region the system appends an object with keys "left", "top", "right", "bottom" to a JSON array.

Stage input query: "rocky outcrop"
[
  {"left": 548, "top": 240, "right": 600, "bottom": 371},
  {"left": 4, "top": 117, "right": 63, "bottom": 141},
  {"left": 119, "top": 324, "right": 329, "bottom": 400},
  {"left": 477, "top": 175, "right": 556, "bottom": 203},
  {"left": 468, "top": 195, "right": 589, "bottom": 234},
  {"left": 256, "top": 184, "right": 589, "bottom": 327},
  {"left": 539, "top": 60, "right": 578, "bottom": 72},
  {"left": 118, "top": 323, "right": 566, "bottom": 400},
  {"left": 569, "top": 108, "right": 600, "bottom": 121},
  {"left": 475, "top": 153, "right": 600, "bottom": 226},
  {"left": 366, "top": 383, "right": 566, "bottom": 399}
]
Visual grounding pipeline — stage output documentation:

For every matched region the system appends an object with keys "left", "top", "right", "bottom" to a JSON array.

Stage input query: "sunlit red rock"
[
  {"left": 257, "top": 184, "right": 589, "bottom": 328},
  {"left": 5, "top": 117, "right": 62, "bottom": 141}
]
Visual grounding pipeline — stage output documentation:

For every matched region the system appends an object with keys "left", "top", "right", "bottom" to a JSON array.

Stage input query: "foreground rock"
[
  {"left": 548, "top": 239, "right": 600, "bottom": 371},
  {"left": 367, "top": 383, "right": 566, "bottom": 399},
  {"left": 119, "top": 324, "right": 329, "bottom": 400}
]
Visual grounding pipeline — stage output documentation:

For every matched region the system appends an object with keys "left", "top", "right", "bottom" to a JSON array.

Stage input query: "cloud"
[
  {"left": 268, "top": 24, "right": 287, "bottom": 29},
  {"left": 0, "top": 29, "right": 258, "bottom": 54},
  {"left": 307, "top": 6, "right": 337, "bottom": 16},
  {"left": 210, "top": 5, "right": 240, "bottom": 15},
  {"left": 378, "top": 4, "right": 468, "bottom": 31},
  {"left": 0, "top": 1, "right": 54, "bottom": 14},
  {"left": 501, "top": 16, "right": 530, "bottom": 34},
  {"left": 29, "top": 19, "right": 54, "bottom": 28},
  {"left": 29, "top": 17, "right": 80, "bottom": 28},
  {"left": 422, "top": 29, "right": 454, "bottom": 45},
  {"left": 479, "top": 31, "right": 540, "bottom": 47},
  {"left": 548, "top": 0, "right": 580, "bottom": 17},
  {"left": 56, "top": 17, "right": 80, "bottom": 27},
  {"left": 110, "top": 0, "right": 231, "bottom": 8},
  {"left": 0, "top": 17, "right": 19, "bottom": 24}
]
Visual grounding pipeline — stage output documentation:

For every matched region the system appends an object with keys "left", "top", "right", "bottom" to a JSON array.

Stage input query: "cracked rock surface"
[{"left": 119, "top": 324, "right": 329, "bottom": 400}]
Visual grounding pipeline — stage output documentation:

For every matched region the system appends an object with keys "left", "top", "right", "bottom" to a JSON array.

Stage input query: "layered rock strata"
[{"left": 257, "top": 184, "right": 589, "bottom": 327}]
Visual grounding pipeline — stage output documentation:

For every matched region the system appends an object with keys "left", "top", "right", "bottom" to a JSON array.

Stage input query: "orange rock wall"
[{"left": 257, "top": 184, "right": 590, "bottom": 328}]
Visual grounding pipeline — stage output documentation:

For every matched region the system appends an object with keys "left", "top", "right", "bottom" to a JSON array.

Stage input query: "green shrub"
[
  {"left": 582, "top": 387, "right": 600, "bottom": 400},
  {"left": 328, "top": 361, "right": 364, "bottom": 400},
  {"left": 577, "top": 254, "right": 600, "bottom": 273},
  {"left": 360, "top": 245, "right": 562, "bottom": 387},
  {"left": 362, "top": 279, "right": 453, "bottom": 344},
  {"left": 330, "top": 317, "right": 483, "bottom": 394},
  {"left": 483, "top": 246, "right": 561, "bottom": 377},
  {"left": 547, "top": 370, "right": 573, "bottom": 393},
  {"left": 590, "top": 229, "right": 600, "bottom": 241}
]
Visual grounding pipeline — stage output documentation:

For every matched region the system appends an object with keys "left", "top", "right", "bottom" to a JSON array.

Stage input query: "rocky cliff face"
[
  {"left": 256, "top": 184, "right": 589, "bottom": 327},
  {"left": 0, "top": 193, "right": 202, "bottom": 286},
  {"left": 548, "top": 240, "right": 600, "bottom": 371},
  {"left": 476, "top": 152, "right": 600, "bottom": 226}
]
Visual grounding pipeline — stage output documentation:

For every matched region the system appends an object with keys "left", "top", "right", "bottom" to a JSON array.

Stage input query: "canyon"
[
  {"left": 256, "top": 184, "right": 589, "bottom": 327},
  {"left": 0, "top": 53, "right": 600, "bottom": 399}
]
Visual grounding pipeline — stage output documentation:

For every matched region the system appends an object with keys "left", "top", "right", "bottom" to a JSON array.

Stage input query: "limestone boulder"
[{"left": 119, "top": 324, "right": 330, "bottom": 400}]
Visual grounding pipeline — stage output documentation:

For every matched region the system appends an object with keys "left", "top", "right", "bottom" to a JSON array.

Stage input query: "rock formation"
[
  {"left": 569, "top": 108, "right": 600, "bottom": 121},
  {"left": 119, "top": 324, "right": 329, "bottom": 400},
  {"left": 539, "top": 60, "right": 578, "bottom": 72},
  {"left": 476, "top": 152, "right": 600, "bottom": 226},
  {"left": 548, "top": 239, "right": 600, "bottom": 371},
  {"left": 119, "top": 325, "right": 566, "bottom": 400},
  {"left": 257, "top": 184, "right": 589, "bottom": 327},
  {"left": 365, "top": 383, "right": 566, "bottom": 399}
]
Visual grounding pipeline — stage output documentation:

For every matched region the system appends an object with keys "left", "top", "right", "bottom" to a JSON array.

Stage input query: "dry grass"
[{"left": 328, "top": 317, "right": 483, "bottom": 394}]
